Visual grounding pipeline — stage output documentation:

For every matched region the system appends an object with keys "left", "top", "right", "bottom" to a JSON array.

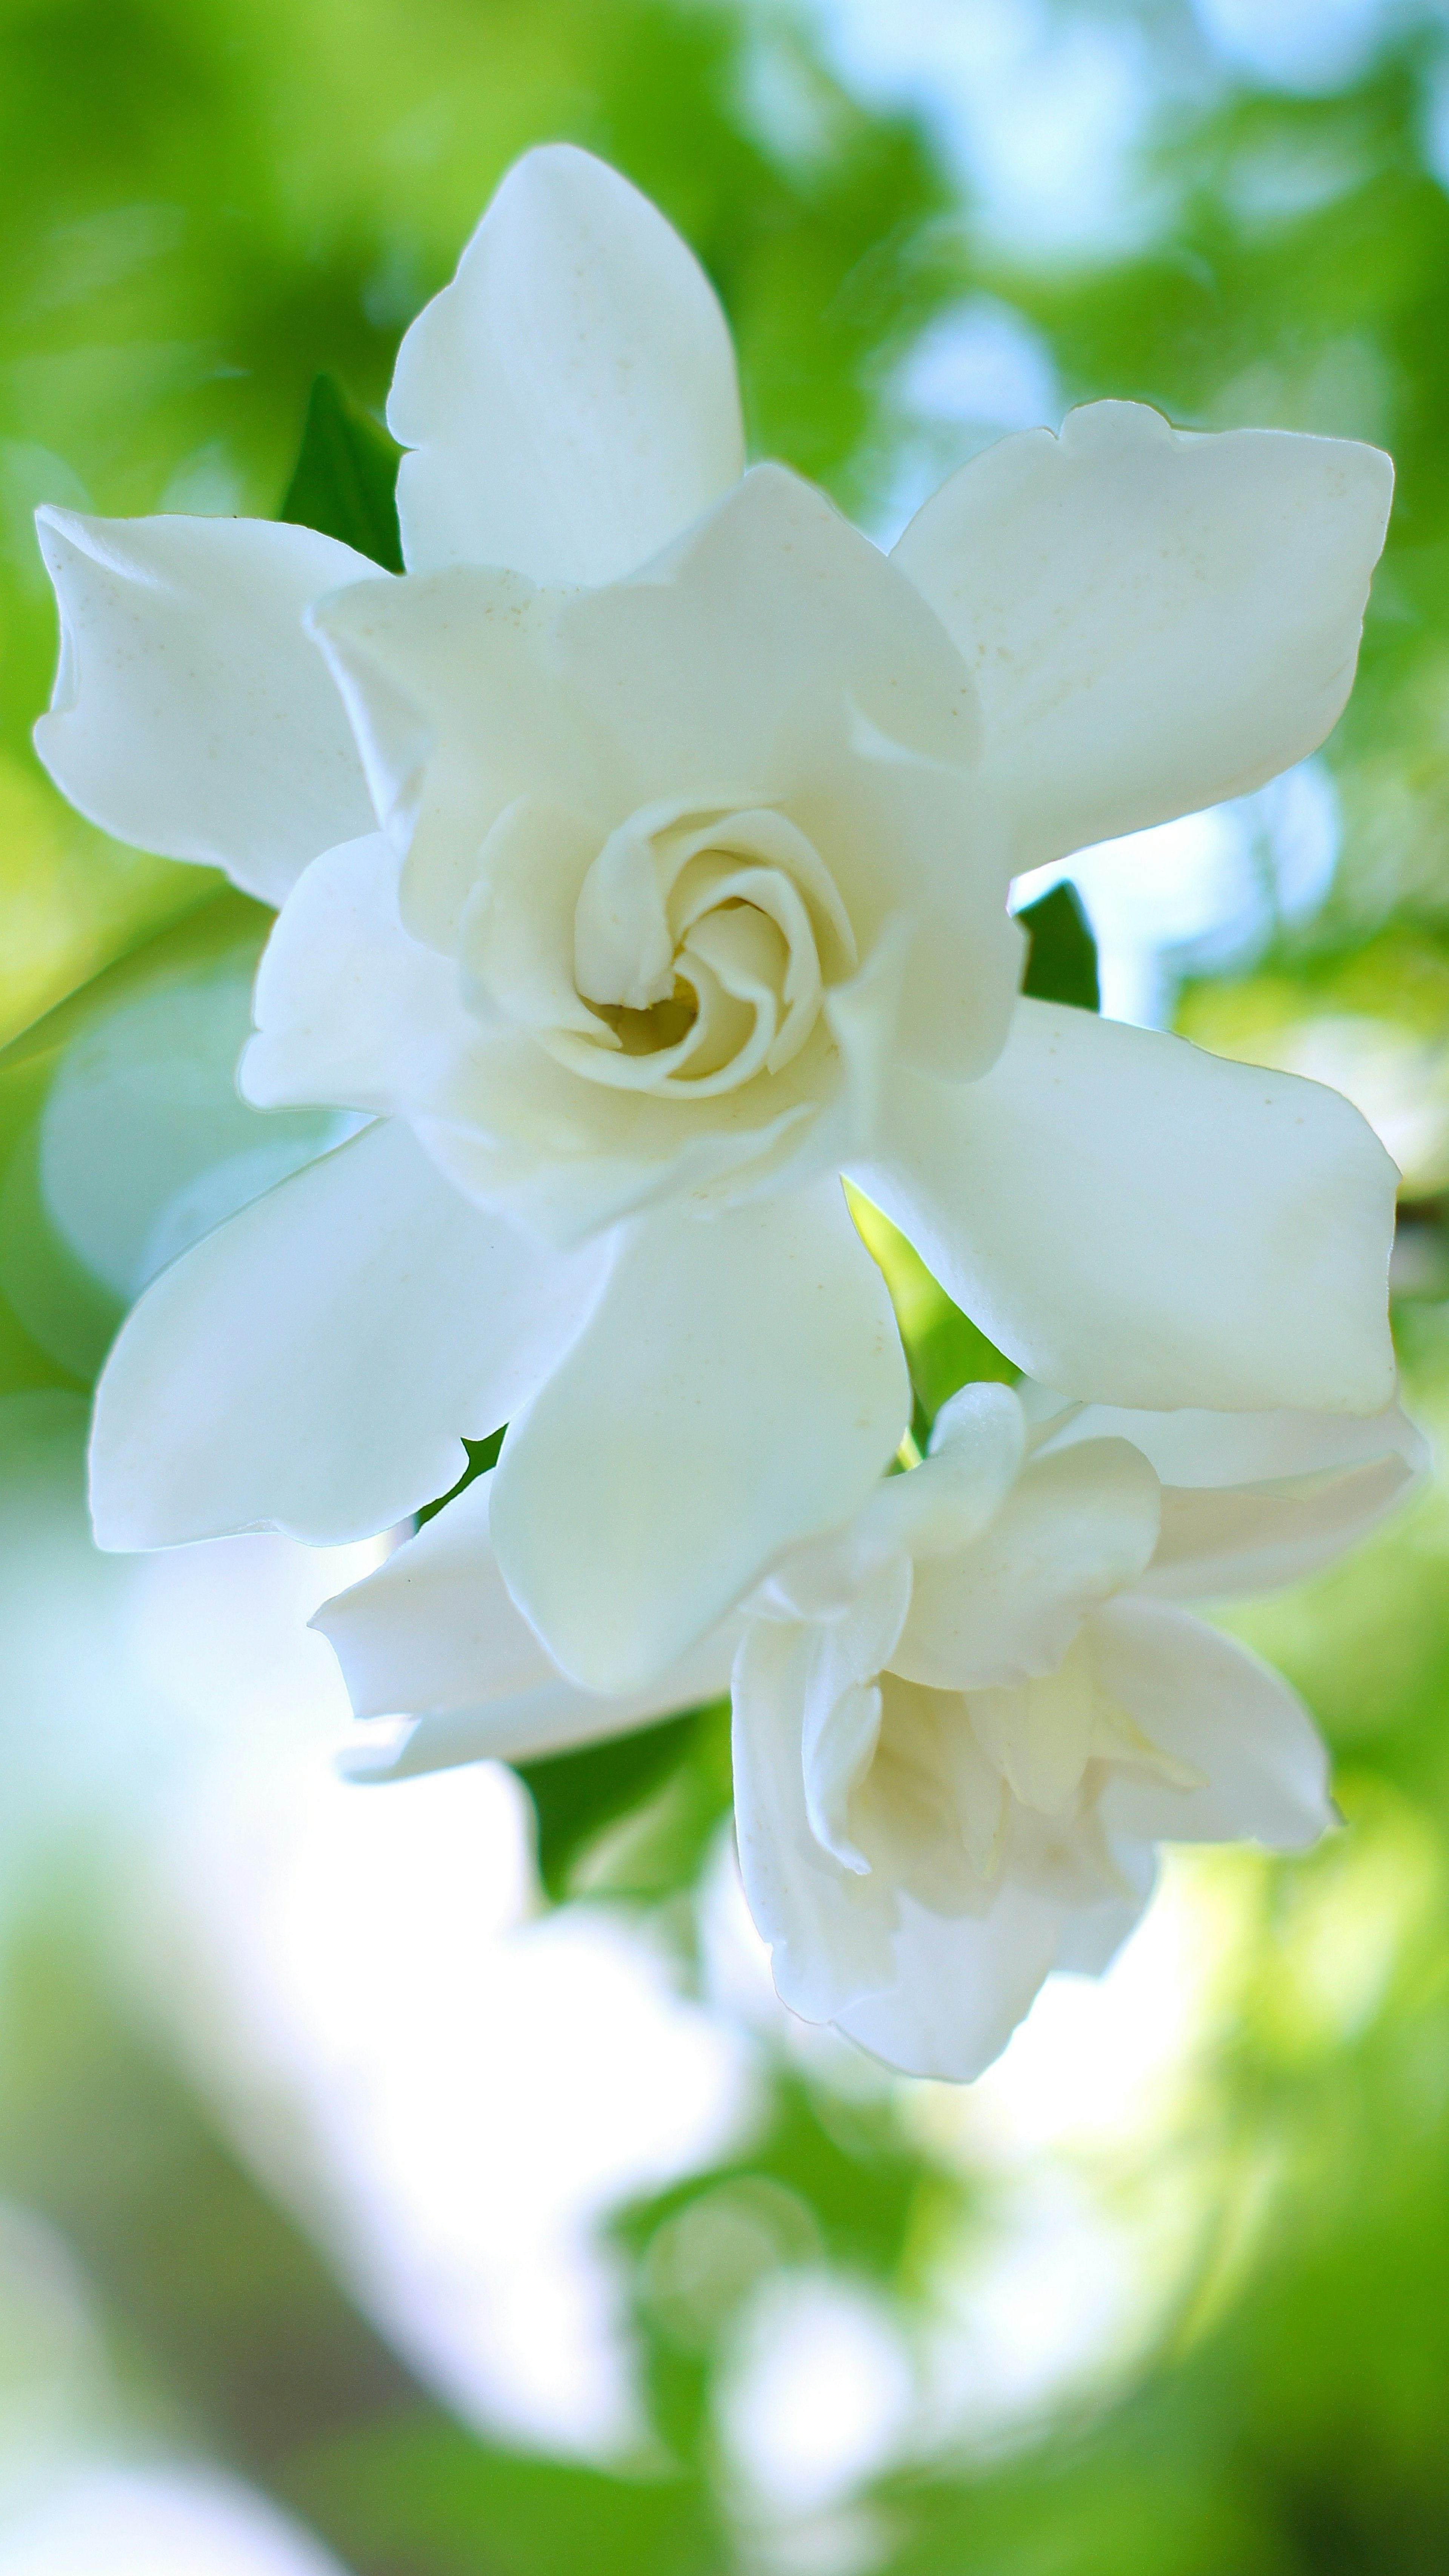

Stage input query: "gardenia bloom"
[
  {"left": 318, "top": 1382, "right": 1427, "bottom": 2081},
  {"left": 35, "top": 145, "right": 1398, "bottom": 1694}
]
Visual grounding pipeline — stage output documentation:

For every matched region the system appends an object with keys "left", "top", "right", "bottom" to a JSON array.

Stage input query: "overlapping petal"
[
  {"left": 89, "top": 1119, "right": 610, "bottom": 1549},
  {"left": 489, "top": 1180, "right": 909, "bottom": 1693},
  {"left": 732, "top": 1615, "right": 900, "bottom": 2024},
  {"left": 1091, "top": 1598, "right": 1333, "bottom": 1849},
  {"left": 854, "top": 1000, "right": 1398, "bottom": 1414},
  {"left": 832, "top": 1870, "right": 1151, "bottom": 2084},
  {"left": 317, "top": 1468, "right": 737, "bottom": 1778},
  {"left": 894, "top": 400, "right": 1393, "bottom": 871},
  {"left": 388, "top": 143, "right": 745, "bottom": 585},
  {"left": 895, "top": 1438, "right": 1161, "bottom": 1691},
  {"left": 33, "top": 510, "right": 378, "bottom": 904}
]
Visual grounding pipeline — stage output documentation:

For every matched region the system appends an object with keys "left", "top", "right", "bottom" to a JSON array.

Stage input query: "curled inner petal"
[{"left": 468, "top": 787, "right": 860, "bottom": 1104}]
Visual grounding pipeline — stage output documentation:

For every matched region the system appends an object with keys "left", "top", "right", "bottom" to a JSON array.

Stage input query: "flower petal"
[
  {"left": 1091, "top": 1597, "right": 1332, "bottom": 1849},
  {"left": 1034, "top": 1393, "right": 1428, "bottom": 1487},
  {"left": 318, "top": 1469, "right": 738, "bottom": 1780},
  {"left": 387, "top": 143, "right": 744, "bottom": 584},
  {"left": 33, "top": 509, "right": 378, "bottom": 904},
  {"left": 305, "top": 564, "right": 608, "bottom": 947},
  {"left": 732, "top": 1616, "right": 900, "bottom": 2024},
  {"left": 90, "top": 1118, "right": 609, "bottom": 1549},
  {"left": 1146, "top": 1453, "right": 1421, "bottom": 1599},
  {"left": 855, "top": 1000, "right": 1398, "bottom": 1413},
  {"left": 894, "top": 401, "right": 1392, "bottom": 870},
  {"left": 242, "top": 833, "right": 484, "bottom": 1117},
  {"left": 834, "top": 1877, "right": 1140, "bottom": 2082},
  {"left": 489, "top": 1181, "right": 910, "bottom": 1693},
  {"left": 1031, "top": 1393, "right": 1429, "bottom": 1597},
  {"left": 554, "top": 463, "right": 982, "bottom": 809},
  {"left": 895, "top": 1438, "right": 1161, "bottom": 1692}
]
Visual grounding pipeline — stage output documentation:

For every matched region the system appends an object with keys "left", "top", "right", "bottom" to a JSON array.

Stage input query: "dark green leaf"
[
  {"left": 1019, "top": 879, "right": 1100, "bottom": 1012},
  {"left": 279, "top": 372, "right": 404, "bottom": 572},
  {"left": 414, "top": 1427, "right": 505, "bottom": 1530},
  {"left": 517, "top": 1702, "right": 729, "bottom": 1903}
]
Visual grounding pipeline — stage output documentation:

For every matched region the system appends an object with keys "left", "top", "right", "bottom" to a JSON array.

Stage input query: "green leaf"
[
  {"left": 414, "top": 1428, "right": 506, "bottom": 1529},
  {"left": 517, "top": 1702, "right": 731, "bottom": 1904},
  {"left": 289, "top": 2420, "right": 726, "bottom": 2576},
  {"left": 1019, "top": 879, "right": 1100, "bottom": 1012},
  {"left": 278, "top": 372, "right": 404, "bottom": 572}
]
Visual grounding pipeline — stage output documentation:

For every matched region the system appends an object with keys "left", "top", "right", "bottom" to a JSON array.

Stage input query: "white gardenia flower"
[
  {"left": 34, "top": 145, "right": 1399, "bottom": 1695},
  {"left": 316, "top": 1382, "right": 1427, "bottom": 2082}
]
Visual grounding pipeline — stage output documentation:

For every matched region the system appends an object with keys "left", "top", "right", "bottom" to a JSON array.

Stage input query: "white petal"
[
  {"left": 1146, "top": 1452, "right": 1422, "bottom": 1599},
  {"left": 387, "top": 144, "right": 744, "bottom": 583},
  {"left": 894, "top": 401, "right": 1392, "bottom": 870},
  {"left": 89, "top": 1118, "right": 609, "bottom": 1549},
  {"left": 1034, "top": 1393, "right": 1429, "bottom": 1488},
  {"left": 1091, "top": 1597, "right": 1332, "bottom": 1849},
  {"left": 321, "top": 1489, "right": 737, "bottom": 1792},
  {"left": 316, "top": 1471, "right": 555, "bottom": 1715},
  {"left": 895, "top": 1438, "right": 1161, "bottom": 1692},
  {"left": 771, "top": 691, "right": 1020, "bottom": 1083},
  {"left": 855, "top": 1000, "right": 1398, "bottom": 1413},
  {"left": 306, "top": 564, "right": 606, "bottom": 948},
  {"left": 888, "top": 1378, "right": 1027, "bottom": 1557},
  {"left": 834, "top": 1879, "right": 1113, "bottom": 2083},
  {"left": 346, "top": 1641, "right": 737, "bottom": 1782},
  {"left": 489, "top": 1181, "right": 910, "bottom": 1693},
  {"left": 242, "top": 833, "right": 484, "bottom": 1116},
  {"left": 554, "top": 463, "right": 981, "bottom": 810},
  {"left": 732, "top": 1617, "right": 900, "bottom": 2024},
  {"left": 33, "top": 509, "right": 377, "bottom": 904}
]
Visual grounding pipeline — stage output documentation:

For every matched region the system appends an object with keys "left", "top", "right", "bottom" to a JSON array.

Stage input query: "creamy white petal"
[
  {"left": 894, "top": 401, "right": 1392, "bottom": 871},
  {"left": 489, "top": 1181, "right": 910, "bottom": 1693},
  {"left": 318, "top": 1463, "right": 740, "bottom": 1733},
  {"left": 1145, "top": 1452, "right": 1422, "bottom": 1599},
  {"left": 834, "top": 1878, "right": 1141, "bottom": 2082},
  {"left": 243, "top": 833, "right": 484, "bottom": 1116},
  {"left": 854, "top": 1001, "right": 1398, "bottom": 1414},
  {"left": 770, "top": 692, "right": 1020, "bottom": 1083},
  {"left": 1035, "top": 1393, "right": 1428, "bottom": 1489},
  {"left": 416, "top": 910, "right": 912, "bottom": 1248},
  {"left": 33, "top": 509, "right": 377, "bottom": 904},
  {"left": 306, "top": 565, "right": 610, "bottom": 946},
  {"left": 89, "top": 1118, "right": 610, "bottom": 1549},
  {"left": 315, "top": 1470, "right": 555, "bottom": 1715},
  {"left": 732, "top": 1616, "right": 901, "bottom": 2024},
  {"left": 856, "top": 1380, "right": 1027, "bottom": 1568},
  {"left": 554, "top": 463, "right": 981, "bottom": 809},
  {"left": 345, "top": 1637, "right": 738, "bottom": 1781},
  {"left": 1091, "top": 1597, "right": 1332, "bottom": 1850},
  {"left": 388, "top": 143, "right": 744, "bottom": 584},
  {"left": 895, "top": 1438, "right": 1161, "bottom": 1692}
]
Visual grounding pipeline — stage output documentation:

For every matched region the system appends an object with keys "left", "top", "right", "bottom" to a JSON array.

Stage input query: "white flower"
[
  {"left": 35, "top": 145, "right": 1399, "bottom": 1694},
  {"left": 316, "top": 1382, "right": 1427, "bottom": 2082}
]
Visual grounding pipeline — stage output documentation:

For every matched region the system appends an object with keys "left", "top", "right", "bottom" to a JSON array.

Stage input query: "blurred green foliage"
[{"left": 6, "top": 2, "right": 1449, "bottom": 2572}]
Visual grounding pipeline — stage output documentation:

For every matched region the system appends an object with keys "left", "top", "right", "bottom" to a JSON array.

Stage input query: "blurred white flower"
[
  {"left": 34, "top": 145, "right": 1398, "bottom": 1694},
  {"left": 317, "top": 1380, "right": 1426, "bottom": 2082}
]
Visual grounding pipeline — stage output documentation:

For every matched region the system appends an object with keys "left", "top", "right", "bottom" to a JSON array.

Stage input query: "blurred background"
[{"left": 2, "top": 0, "right": 1449, "bottom": 2567}]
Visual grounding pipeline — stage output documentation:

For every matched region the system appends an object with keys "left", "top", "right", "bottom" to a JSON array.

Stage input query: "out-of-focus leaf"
[
  {"left": 617, "top": 2073, "right": 951, "bottom": 2286},
  {"left": 0, "top": 752, "right": 222, "bottom": 1055},
  {"left": 0, "top": 888, "right": 326, "bottom": 1393},
  {"left": 289, "top": 2421, "right": 725, "bottom": 2576},
  {"left": 518, "top": 1701, "right": 731, "bottom": 1904},
  {"left": 279, "top": 372, "right": 404, "bottom": 571},
  {"left": 1019, "top": 879, "right": 1100, "bottom": 1012}
]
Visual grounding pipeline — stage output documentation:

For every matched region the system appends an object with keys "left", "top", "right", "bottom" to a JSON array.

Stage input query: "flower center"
[{"left": 560, "top": 796, "right": 857, "bottom": 1098}]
